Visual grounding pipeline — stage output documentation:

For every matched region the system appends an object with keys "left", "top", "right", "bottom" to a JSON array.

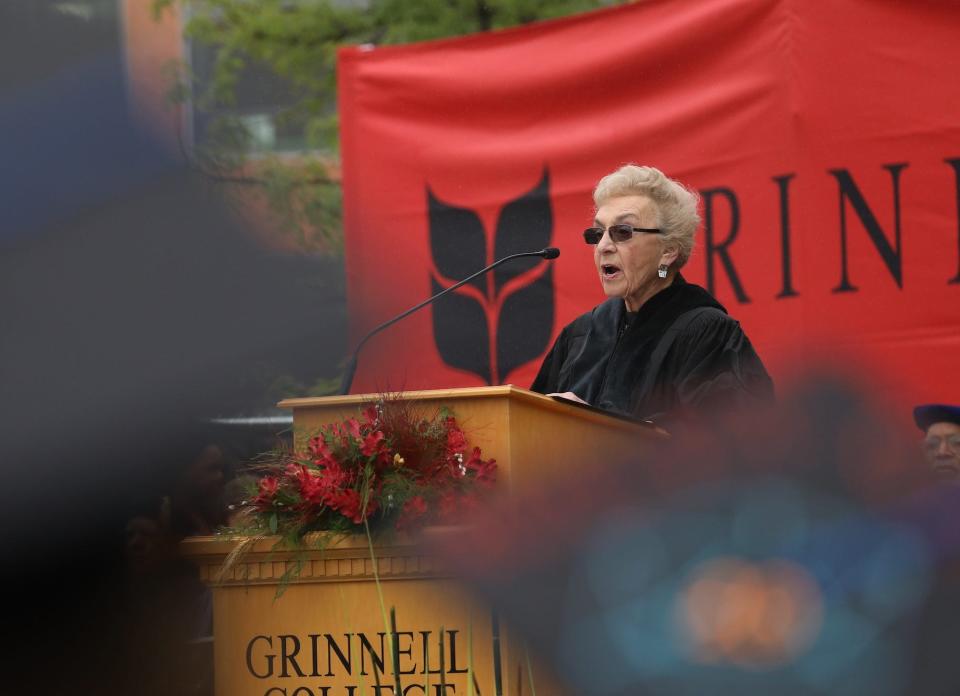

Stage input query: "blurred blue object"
[
  {"left": 435, "top": 379, "right": 960, "bottom": 696},
  {"left": 0, "top": 52, "right": 172, "bottom": 244},
  {"left": 555, "top": 477, "right": 932, "bottom": 696}
]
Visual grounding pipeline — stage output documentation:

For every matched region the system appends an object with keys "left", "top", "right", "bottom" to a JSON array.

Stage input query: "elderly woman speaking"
[{"left": 531, "top": 164, "right": 773, "bottom": 424}]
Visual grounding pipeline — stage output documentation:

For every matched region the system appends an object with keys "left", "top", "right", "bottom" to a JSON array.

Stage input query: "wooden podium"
[{"left": 182, "top": 386, "right": 662, "bottom": 696}]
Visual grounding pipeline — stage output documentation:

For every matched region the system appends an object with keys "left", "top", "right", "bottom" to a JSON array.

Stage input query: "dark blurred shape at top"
[
  {"left": 0, "top": 0, "right": 119, "bottom": 92},
  {"left": 0, "top": 0, "right": 142, "bottom": 240},
  {"left": 434, "top": 377, "right": 960, "bottom": 696},
  {"left": 914, "top": 404, "right": 960, "bottom": 432}
]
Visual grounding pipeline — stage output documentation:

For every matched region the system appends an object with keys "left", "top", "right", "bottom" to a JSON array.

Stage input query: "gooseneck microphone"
[{"left": 339, "top": 247, "right": 560, "bottom": 395}]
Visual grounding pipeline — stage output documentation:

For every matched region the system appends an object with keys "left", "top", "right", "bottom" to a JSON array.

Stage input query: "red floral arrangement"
[{"left": 236, "top": 400, "right": 497, "bottom": 540}]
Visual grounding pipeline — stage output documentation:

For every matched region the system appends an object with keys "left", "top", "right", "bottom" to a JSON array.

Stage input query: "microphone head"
[{"left": 541, "top": 247, "right": 560, "bottom": 259}]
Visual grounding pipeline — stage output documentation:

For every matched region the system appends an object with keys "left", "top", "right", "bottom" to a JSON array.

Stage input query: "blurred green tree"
[{"left": 152, "top": 0, "right": 624, "bottom": 254}]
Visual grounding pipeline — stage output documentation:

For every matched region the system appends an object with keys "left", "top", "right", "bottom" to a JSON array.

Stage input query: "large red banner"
[{"left": 338, "top": 0, "right": 960, "bottom": 416}]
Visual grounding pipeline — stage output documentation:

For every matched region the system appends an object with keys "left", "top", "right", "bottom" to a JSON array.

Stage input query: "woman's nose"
[{"left": 596, "top": 229, "right": 616, "bottom": 251}]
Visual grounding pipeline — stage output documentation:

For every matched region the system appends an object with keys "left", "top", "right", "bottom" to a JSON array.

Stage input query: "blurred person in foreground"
[
  {"left": 531, "top": 164, "right": 773, "bottom": 425},
  {"left": 434, "top": 378, "right": 960, "bottom": 696},
  {"left": 914, "top": 404, "right": 960, "bottom": 481},
  {"left": 0, "top": 5, "right": 339, "bottom": 689}
]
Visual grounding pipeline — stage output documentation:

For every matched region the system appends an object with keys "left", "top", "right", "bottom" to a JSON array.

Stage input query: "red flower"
[
  {"left": 362, "top": 405, "right": 380, "bottom": 425},
  {"left": 246, "top": 404, "right": 494, "bottom": 536},
  {"left": 253, "top": 476, "right": 279, "bottom": 509},
  {"left": 396, "top": 495, "right": 428, "bottom": 531},
  {"left": 324, "top": 459, "right": 352, "bottom": 487},
  {"left": 308, "top": 436, "right": 336, "bottom": 466},
  {"left": 329, "top": 488, "right": 377, "bottom": 524},
  {"left": 347, "top": 417, "right": 363, "bottom": 442},
  {"left": 308, "top": 436, "right": 325, "bottom": 457},
  {"left": 466, "top": 448, "right": 497, "bottom": 486},
  {"left": 361, "top": 430, "right": 387, "bottom": 458},
  {"left": 446, "top": 418, "right": 467, "bottom": 453},
  {"left": 295, "top": 466, "right": 327, "bottom": 507}
]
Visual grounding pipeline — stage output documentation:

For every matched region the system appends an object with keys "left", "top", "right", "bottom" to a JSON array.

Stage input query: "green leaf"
[{"left": 269, "top": 511, "right": 278, "bottom": 534}]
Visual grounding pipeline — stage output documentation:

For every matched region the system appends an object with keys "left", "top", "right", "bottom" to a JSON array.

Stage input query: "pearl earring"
[{"left": 658, "top": 264, "right": 668, "bottom": 279}]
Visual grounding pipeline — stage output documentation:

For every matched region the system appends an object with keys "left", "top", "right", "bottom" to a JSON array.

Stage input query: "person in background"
[
  {"left": 914, "top": 404, "right": 960, "bottom": 481},
  {"left": 170, "top": 442, "right": 229, "bottom": 537}
]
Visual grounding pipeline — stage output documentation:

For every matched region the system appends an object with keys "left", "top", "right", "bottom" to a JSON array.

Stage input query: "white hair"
[{"left": 593, "top": 164, "right": 700, "bottom": 267}]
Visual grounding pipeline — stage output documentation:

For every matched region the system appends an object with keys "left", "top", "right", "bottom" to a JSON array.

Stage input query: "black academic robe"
[{"left": 530, "top": 275, "right": 774, "bottom": 423}]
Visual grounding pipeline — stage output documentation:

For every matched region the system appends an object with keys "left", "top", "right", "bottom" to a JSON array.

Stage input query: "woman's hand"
[{"left": 547, "top": 391, "right": 587, "bottom": 404}]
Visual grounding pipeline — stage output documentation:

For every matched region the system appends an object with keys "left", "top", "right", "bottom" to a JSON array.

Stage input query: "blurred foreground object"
[
  {"left": 436, "top": 378, "right": 960, "bottom": 696},
  {"left": 0, "top": 3, "right": 341, "bottom": 692}
]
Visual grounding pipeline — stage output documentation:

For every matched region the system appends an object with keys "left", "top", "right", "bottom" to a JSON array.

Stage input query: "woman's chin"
[{"left": 599, "top": 278, "right": 626, "bottom": 298}]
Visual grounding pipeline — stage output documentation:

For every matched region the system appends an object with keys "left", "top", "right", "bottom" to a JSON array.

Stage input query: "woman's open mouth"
[{"left": 601, "top": 264, "right": 622, "bottom": 281}]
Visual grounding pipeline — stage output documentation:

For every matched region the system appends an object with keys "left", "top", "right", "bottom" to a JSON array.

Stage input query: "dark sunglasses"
[{"left": 583, "top": 224, "right": 662, "bottom": 244}]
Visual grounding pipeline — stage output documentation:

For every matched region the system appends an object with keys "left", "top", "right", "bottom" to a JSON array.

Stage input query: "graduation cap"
[{"left": 914, "top": 404, "right": 960, "bottom": 432}]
